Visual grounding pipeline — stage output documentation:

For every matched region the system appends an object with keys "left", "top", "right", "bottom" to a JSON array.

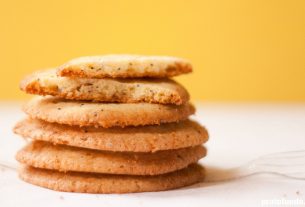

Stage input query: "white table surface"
[{"left": 1, "top": 102, "right": 305, "bottom": 207}]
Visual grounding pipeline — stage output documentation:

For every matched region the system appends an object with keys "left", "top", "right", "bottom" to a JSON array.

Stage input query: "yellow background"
[{"left": 1, "top": 0, "right": 304, "bottom": 101}]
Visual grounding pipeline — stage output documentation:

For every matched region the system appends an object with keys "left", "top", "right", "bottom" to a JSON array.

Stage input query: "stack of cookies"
[{"left": 13, "top": 55, "right": 209, "bottom": 194}]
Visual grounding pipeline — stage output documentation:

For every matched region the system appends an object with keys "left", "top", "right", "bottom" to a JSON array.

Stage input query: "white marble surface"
[{"left": 1, "top": 102, "right": 305, "bottom": 207}]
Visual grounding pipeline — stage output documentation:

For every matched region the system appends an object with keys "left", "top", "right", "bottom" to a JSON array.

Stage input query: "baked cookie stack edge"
[{"left": 13, "top": 54, "right": 209, "bottom": 194}]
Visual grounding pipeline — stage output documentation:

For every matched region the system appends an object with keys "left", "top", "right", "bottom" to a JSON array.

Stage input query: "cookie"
[
  {"left": 19, "top": 164, "right": 204, "bottom": 193},
  {"left": 14, "top": 119, "right": 208, "bottom": 152},
  {"left": 16, "top": 141, "right": 206, "bottom": 175},
  {"left": 23, "top": 96, "right": 195, "bottom": 127},
  {"left": 20, "top": 70, "right": 189, "bottom": 105},
  {"left": 57, "top": 55, "right": 192, "bottom": 78}
]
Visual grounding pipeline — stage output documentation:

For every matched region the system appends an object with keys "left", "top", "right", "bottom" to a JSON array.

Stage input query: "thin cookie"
[
  {"left": 23, "top": 96, "right": 195, "bottom": 127},
  {"left": 16, "top": 141, "right": 206, "bottom": 175},
  {"left": 57, "top": 54, "right": 192, "bottom": 78},
  {"left": 19, "top": 164, "right": 204, "bottom": 194},
  {"left": 20, "top": 69, "right": 189, "bottom": 105},
  {"left": 14, "top": 119, "right": 208, "bottom": 152}
]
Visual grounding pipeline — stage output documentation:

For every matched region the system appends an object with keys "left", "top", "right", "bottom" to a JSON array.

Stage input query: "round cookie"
[
  {"left": 19, "top": 164, "right": 204, "bottom": 194},
  {"left": 23, "top": 96, "right": 195, "bottom": 127},
  {"left": 20, "top": 69, "right": 189, "bottom": 105},
  {"left": 14, "top": 119, "right": 208, "bottom": 152},
  {"left": 16, "top": 141, "right": 206, "bottom": 175},
  {"left": 57, "top": 54, "right": 192, "bottom": 78}
]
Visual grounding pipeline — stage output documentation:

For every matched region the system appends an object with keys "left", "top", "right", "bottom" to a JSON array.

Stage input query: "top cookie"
[{"left": 57, "top": 55, "right": 192, "bottom": 78}]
